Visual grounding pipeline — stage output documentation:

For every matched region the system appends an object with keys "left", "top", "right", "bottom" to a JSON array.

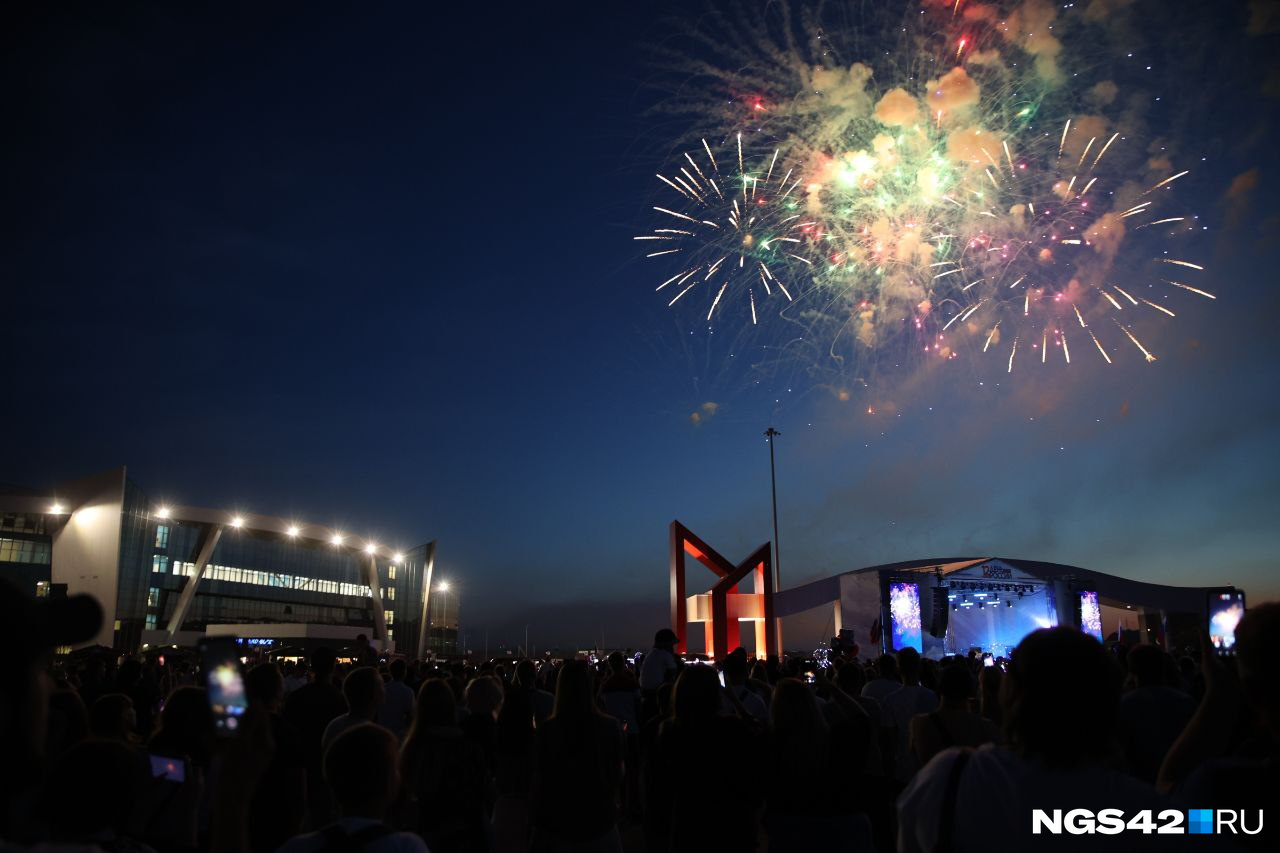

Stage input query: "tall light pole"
[
  {"left": 764, "top": 427, "right": 782, "bottom": 595},
  {"left": 765, "top": 426, "right": 783, "bottom": 656}
]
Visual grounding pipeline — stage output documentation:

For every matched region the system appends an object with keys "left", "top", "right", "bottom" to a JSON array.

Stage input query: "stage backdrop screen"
[
  {"left": 1079, "top": 591, "right": 1104, "bottom": 642},
  {"left": 889, "top": 581, "right": 923, "bottom": 652}
]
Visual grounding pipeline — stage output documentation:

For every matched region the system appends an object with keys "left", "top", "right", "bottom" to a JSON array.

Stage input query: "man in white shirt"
[
  {"left": 719, "top": 649, "right": 769, "bottom": 723},
  {"left": 378, "top": 659, "right": 416, "bottom": 741},
  {"left": 639, "top": 628, "right": 680, "bottom": 691},
  {"left": 880, "top": 647, "right": 938, "bottom": 781},
  {"left": 860, "top": 653, "right": 903, "bottom": 704},
  {"left": 639, "top": 628, "right": 682, "bottom": 724}
]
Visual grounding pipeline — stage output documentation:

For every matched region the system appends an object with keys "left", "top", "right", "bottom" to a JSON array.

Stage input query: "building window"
[
  {"left": 388, "top": 587, "right": 395, "bottom": 600},
  {"left": 385, "top": 610, "right": 394, "bottom": 625},
  {"left": 154, "top": 525, "right": 170, "bottom": 550},
  {"left": 388, "top": 565, "right": 396, "bottom": 581},
  {"left": 147, "top": 587, "right": 160, "bottom": 608},
  {"left": 152, "top": 555, "right": 170, "bottom": 575},
  {"left": 0, "top": 538, "right": 51, "bottom": 564},
  {"left": 145, "top": 614, "right": 158, "bottom": 630}
]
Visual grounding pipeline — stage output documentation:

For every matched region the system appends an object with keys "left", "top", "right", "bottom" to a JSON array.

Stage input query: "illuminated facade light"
[
  {"left": 330, "top": 533, "right": 345, "bottom": 546},
  {"left": 393, "top": 552, "right": 404, "bottom": 563},
  {"left": 364, "top": 543, "right": 377, "bottom": 555},
  {"left": 230, "top": 516, "right": 245, "bottom": 529},
  {"left": 286, "top": 525, "right": 300, "bottom": 537},
  {"left": 49, "top": 502, "right": 66, "bottom": 514},
  {"left": 156, "top": 506, "right": 172, "bottom": 519},
  {"left": 437, "top": 581, "right": 450, "bottom": 592}
]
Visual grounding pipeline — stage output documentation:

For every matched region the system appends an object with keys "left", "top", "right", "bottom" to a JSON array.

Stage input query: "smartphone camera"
[
  {"left": 1208, "top": 590, "right": 1246, "bottom": 657},
  {"left": 149, "top": 753, "right": 187, "bottom": 783},
  {"left": 200, "top": 637, "right": 248, "bottom": 736}
]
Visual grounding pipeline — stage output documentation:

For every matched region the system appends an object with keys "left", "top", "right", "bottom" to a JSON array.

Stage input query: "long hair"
[
  {"left": 670, "top": 664, "right": 720, "bottom": 727},
  {"left": 550, "top": 659, "right": 599, "bottom": 721},
  {"left": 769, "top": 677, "right": 829, "bottom": 781},
  {"left": 1002, "top": 627, "right": 1120, "bottom": 768},
  {"left": 402, "top": 678, "right": 457, "bottom": 770}
]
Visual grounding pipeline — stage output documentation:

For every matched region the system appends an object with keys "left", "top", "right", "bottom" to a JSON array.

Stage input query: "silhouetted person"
[
  {"left": 881, "top": 647, "right": 937, "bottom": 781},
  {"left": 285, "top": 647, "right": 347, "bottom": 829},
  {"left": 400, "top": 679, "right": 489, "bottom": 853},
  {"left": 644, "top": 664, "right": 761, "bottom": 853},
  {"left": 352, "top": 633, "right": 379, "bottom": 669},
  {"left": 861, "top": 654, "right": 901, "bottom": 703},
  {"left": 1162, "top": 603, "right": 1280, "bottom": 849},
  {"left": 532, "top": 659, "right": 624, "bottom": 851},
  {"left": 1117, "top": 644, "right": 1195, "bottom": 784},
  {"left": 322, "top": 666, "right": 386, "bottom": 752},
  {"left": 277, "top": 724, "right": 427, "bottom": 853},
  {"left": 461, "top": 675, "right": 503, "bottom": 776},
  {"left": 493, "top": 669, "right": 536, "bottom": 853},
  {"left": 908, "top": 662, "right": 1000, "bottom": 768},
  {"left": 898, "top": 628, "right": 1182, "bottom": 852},
  {"left": 0, "top": 577, "right": 103, "bottom": 841},
  {"left": 89, "top": 692, "right": 138, "bottom": 743},
  {"left": 244, "top": 662, "right": 307, "bottom": 853},
  {"left": 379, "top": 658, "right": 416, "bottom": 741},
  {"left": 763, "top": 678, "right": 874, "bottom": 852},
  {"left": 639, "top": 628, "right": 680, "bottom": 723}
]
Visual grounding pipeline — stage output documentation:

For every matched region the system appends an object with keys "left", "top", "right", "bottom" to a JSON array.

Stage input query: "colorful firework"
[
  {"left": 642, "top": 136, "right": 819, "bottom": 324},
  {"left": 643, "top": 0, "right": 1211, "bottom": 381}
]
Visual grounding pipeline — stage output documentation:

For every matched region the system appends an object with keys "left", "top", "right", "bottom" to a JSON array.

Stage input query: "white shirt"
[
  {"left": 897, "top": 744, "right": 1193, "bottom": 853},
  {"left": 881, "top": 684, "right": 939, "bottom": 780},
  {"left": 719, "top": 683, "right": 769, "bottom": 723},
  {"left": 275, "top": 817, "right": 428, "bottom": 853},
  {"left": 861, "top": 678, "right": 902, "bottom": 704},
  {"left": 378, "top": 680, "right": 416, "bottom": 740},
  {"left": 638, "top": 647, "right": 678, "bottom": 691}
]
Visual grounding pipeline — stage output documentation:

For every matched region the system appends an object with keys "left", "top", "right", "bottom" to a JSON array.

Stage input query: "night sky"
[{"left": 6, "top": 1, "right": 1278, "bottom": 652}]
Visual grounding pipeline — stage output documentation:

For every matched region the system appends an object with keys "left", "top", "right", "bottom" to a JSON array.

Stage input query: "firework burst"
[{"left": 642, "top": 135, "right": 819, "bottom": 324}]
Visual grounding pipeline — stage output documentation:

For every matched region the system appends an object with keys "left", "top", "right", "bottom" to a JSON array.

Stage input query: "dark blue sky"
[{"left": 5, "top": 1, "right": 1278, "bottom": 651}]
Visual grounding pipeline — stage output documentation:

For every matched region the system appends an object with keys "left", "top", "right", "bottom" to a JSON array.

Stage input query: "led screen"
[
  {"left": 1079, "top": 591, "right": 1104, "bottom": 642},
  {"left": 889, "top": 581, "right": 922, "bottom": 652}
]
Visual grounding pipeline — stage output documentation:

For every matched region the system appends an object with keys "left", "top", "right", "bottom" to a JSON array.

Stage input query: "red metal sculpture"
[{"left": 669, "top": 521, "right": 778, "bottom": 660}]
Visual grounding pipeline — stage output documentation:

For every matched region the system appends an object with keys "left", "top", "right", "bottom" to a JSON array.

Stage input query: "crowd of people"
[{"left": 1, "top": 578, "right": 1276, "bottom": 853}]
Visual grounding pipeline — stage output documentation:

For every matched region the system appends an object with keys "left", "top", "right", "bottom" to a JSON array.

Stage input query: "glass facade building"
[{"left": 0, "top": 468, "right": 443, "bottom": 655}]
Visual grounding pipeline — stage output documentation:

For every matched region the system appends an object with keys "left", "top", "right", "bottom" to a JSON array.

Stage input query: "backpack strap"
[
  {"left": 932, "top": 747, "right": 973, "bottom": 853},
  {"left": 929, "top": 711, "right": 955, "bottom": 747}
]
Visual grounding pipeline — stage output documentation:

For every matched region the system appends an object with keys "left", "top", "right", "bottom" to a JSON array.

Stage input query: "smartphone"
[
  {"left": 149, "top": 753, "right": 187, "bottom": 783},
  {"left": 983, "top": 654, "right": 995, "bottom": 668},
  {"left": 717, "top": 670, "right": 726, "bottom": 687},
  {"left": 803, "top": 670, "right": 816, "bottom": 685},
  {"left": 200, "top": 637, "right": 247, "bottom": 736},
  {"left": 1207, "top": 590, "right": 1246, "bottom": 657}
]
